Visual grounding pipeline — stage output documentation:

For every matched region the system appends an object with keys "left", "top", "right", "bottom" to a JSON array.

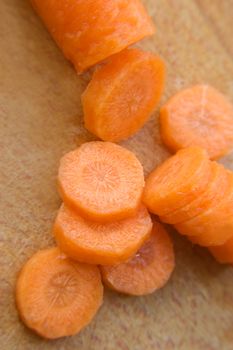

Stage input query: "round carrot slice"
[
  {"left": 54, "top": 204, "right": 152, "bottom": 265},
  {"left": 142, "top": 147, "right": 211, "bottom": 216},
  {"left": 82, "top": 48, "right": 165, "bottom": 142},
  {"left": 160, "top": 162, "right": 226, "bottom": 224},
  {"left": 176, "top": 171, "right": 233, "bottom": 246},
  {"left": 16, "top": 247, "right": 103, "bottom": 339},
  {"left": 100, "top": 222, "right": 175, "bottom": 296},
  {"left": 160, "top": 85, "right": 233, "bottom": 159},
  {"left": 31, "top": 0, "right": 155, "bottom": 73},
  {"left": 58, "top": 142, "right": 144, "bottom": 222},
  {"left": 209, "top": 235, "right": 233, "bottom": 264}
]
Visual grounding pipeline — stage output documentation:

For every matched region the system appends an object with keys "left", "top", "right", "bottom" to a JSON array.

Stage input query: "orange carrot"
[
  {"left": 82, "top": 48, "right": 165, "bottom": 142},
  {"left": 209, "top": 235, "right": 233, "bottom": 264},
  {"left": 160, "top": 162, "right": 227, "bottom": 224},
  {"left": 100, "top": 222, "right": 175, "bottom": 296},
  {"left": 160, "top": 85, "right": 233, "bottom": 159},
  {"left": 16, "top": 247, "right": 103, "bottom": 339},
  {"left": 176, "top": 171, "right": 233, "bottom": 246},
  {"left": 143, "top": 147, "right": 211, "bottom": 216},
  {"left": 31, "top": 0, "right": 155, "bottom": 73},
  {"left": 54, "top": 204, "right": 152, "bottom": 265},
  {"left": 58, "top": 142, "right": 144, "bottom": 222}
]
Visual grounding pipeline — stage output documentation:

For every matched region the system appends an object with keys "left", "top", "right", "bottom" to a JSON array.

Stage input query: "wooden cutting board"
[{"left": 1, "top": 0, "right": 233, "bottom": 349}]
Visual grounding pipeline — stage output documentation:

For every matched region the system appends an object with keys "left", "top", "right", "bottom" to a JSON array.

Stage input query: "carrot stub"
[
  {"left": 176, "top": 171, "right": 233, "bottom": 246},
  {"left": 82, "top": 48, "right": 165, "bottom": 142},
  {"left": 160, "top": 85, "right": 233, "bottom": 159},
  {"left": 100, "top": 222, "right": 175, "bottom": 296},
  {"left": 160, "top": 162, "right": 227, "bottom": 224},
  {"left": 143, "top": 147, "right": 211, "bottom": 216},
  {"left": 31, "top": 0, "right": 155, "bottom": 73},
  {"left": 58, "top": 142, "right": 144, "bottom": 223},
  {"left": 16, "top": 247, "right": 103, "bottom": 339},
  {"left": 54, "top": 204, "right": 152, "bottom": 265}
]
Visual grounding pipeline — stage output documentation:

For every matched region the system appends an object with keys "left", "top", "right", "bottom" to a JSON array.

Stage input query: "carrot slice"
[
  {"left": 176, "top": 171, "right": 233, "bottom": 246},
  {"left": 16, "top": 247, "right": 103, "bottom": 339},
  {"left": 31, "top": 0, "right": 155, "bottom": 73},
  {"left": 209, "top": 236, "right": 233, "bottom": 264},
  {"left": 54, "top": 204, "right": 152, "bottom": 265},
  {"left": 142, "top": 147, "right": 211, "bottom": 216},
  {"left": 58, "top": 142, "right": 144, "bottom": 222},
  {"left": 82, "top": 48, "right": 165, "bottom": 142},
  {"left": 100, "top": 222, "right": 175, "bottom": 296},
  {"left": 160, "top": 162, "right": 226, "bottom": 224},
  {"left": 160, "top": 85, "right": 233, "bottom": 159}
]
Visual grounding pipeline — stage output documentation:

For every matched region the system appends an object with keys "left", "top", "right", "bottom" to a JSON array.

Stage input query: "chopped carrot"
[
  {"left": 209, "top": 236, "right": 233, "bottom": 264},
  {"left": 54, "top": 204, "right": 152, "bottom": 265},
  {"left": 58, "top": 142, "right": 144, "bottom": 222},
  {"left": 100, "top": 222, "right": 175, "bottom": 296},
  {"left": 31, "top": 0, "right": 155, "bottom": 73},
  {"left": 160, "top": 162, "right": 227, "bottom": 224},
  {"left": 143, "top": 147, "right": 211, "bottom": 216},
  {"left": 160, "top": 85, "right": 233, "bottom": 159},
  {"left": 82, "top": 48, "right": 165, "bottom": 142},
  {"left": 16, "top": 247, "right": 103, "bottom": 339},
  {"left": 176, "top": 171, "right": 233, "bottom": 246}
]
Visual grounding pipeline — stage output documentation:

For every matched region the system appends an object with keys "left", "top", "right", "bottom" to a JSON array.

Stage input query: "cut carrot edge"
[
  {"left": 58, "top": 180, "right": 143, "bottom": 223},
  {"left": 54, "top": 204, "right": 153, "bottom": 265},
  {"left": 82, "top": 48, "right": 166, "bottom": 141},
  {"left": 100, "top": 221, "right": 175, "bottom": 296},
  {"left": 16, "top": 247, "right": 103, "bottom": 339}
]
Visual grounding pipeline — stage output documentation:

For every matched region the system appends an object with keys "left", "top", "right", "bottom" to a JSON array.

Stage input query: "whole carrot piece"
[{"left": 31, "top": 0, "right": 155, "bottom": 73}]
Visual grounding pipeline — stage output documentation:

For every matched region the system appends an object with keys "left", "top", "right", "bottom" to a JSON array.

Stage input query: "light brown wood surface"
[{"left": 1, "top": 0, "right": 233, "bottom": 349}]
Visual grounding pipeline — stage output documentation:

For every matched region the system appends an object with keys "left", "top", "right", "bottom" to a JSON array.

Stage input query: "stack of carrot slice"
[
  {"left": 16, "top": 142, "right": 175, "bottom": 339},
  {"left": 143, "top": 146, "right": 233, "bottom": 264},
  {"left": 16, "top": 0, "right": 176, "bottom": 340},
  {"left": 15, "top": 0, "right": 176, "bottom": 340},
  {"left": 15, "top": 0, "right": 233, "bottom": 342},
  {"left": 157, "top": 85, "right": 233, "bottom": 263},
  {"left": 55, "top": 141, "right": 175, "bottom": 286}
]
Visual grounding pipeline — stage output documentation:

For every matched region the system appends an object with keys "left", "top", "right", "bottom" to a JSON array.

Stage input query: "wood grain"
[{"left": 1, "top": 0, "right": 233, "bottom": 349}]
